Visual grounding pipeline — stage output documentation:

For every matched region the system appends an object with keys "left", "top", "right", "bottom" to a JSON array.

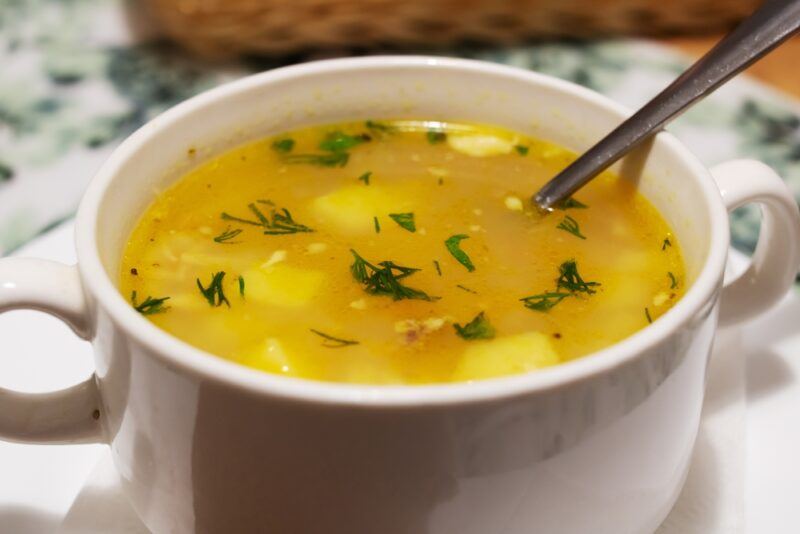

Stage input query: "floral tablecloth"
[{"left": 2, "top": 0, "right": 800, "bottom": 261}]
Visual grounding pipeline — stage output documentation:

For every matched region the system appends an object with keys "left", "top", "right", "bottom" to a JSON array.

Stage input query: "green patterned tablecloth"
[{"left": 2, "top": 0, "right": 800, "bottom": 260}]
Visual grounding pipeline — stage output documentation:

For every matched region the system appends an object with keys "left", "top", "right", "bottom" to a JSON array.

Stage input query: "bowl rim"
[{"left": 75, "top": 55, "right": 729, "bottom": 407}]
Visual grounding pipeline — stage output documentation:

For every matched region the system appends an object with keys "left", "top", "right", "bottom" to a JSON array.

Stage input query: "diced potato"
[
  {"left": 241, "top": 264, "right": 324, "bottom": 308},
  {"left": 453, "top": 332, "right": 560, "bottom": 381},
  {"left": 448, "top": 133, "right": 516, "bottom": 157},
  {"left": 311, "top": 185, "right": 408, "bottom": 234},
  {"left": 238, "top": 338, "right": 292, "bottom": 374}
]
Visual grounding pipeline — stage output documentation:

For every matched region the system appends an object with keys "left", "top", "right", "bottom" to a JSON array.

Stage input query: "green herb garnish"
[
  {"left": 668, "top": 272, "right": 678, "bottom": 289},
  {"left": 310, "top": 329, "right": 360, "bottom": 348},
  {"left": 556, "top": 260, "right": 600, "bottom": 294},
  {"left": 271, "top": 138, "right": 295, "bottom": 153},
  {"left": 213, "top": 226, "right": 243, "bottom": 244},
  {"left": 374, "top": 216, "right": 381, "bottom": 234},
  {"left": 222, "top": 201, "right": 313, "bottom": 235},
  {"left": 425, "top": 130, "right": 447, "bottom": 145},
  {"left": 444, "top": 234, "right": 475, "bottom": 272},
  {"left": 556, "top": 215, "right": 586, "bottom": 240},
  {"left": 238, "top": 275, "right": 245, "bottom": 297},
  {"left": 456, "top": 284, "right": 478, "bottom": 294},
  {"left": 196, "top": 272, "right": 230, "bottom": 307},
  {"left": 365, "top": 120, "right": 396, "bottom": 135},
  {"left": 427, "top": 129, "right": 447, "bottom": 144},
  {"left": 131, "top": 291, "right": 170, "bottom": 315},
  {"left": 515, "top": 145, "right": 529, "bottom": 156},
  {"left": 350, "top": 249, "right": 437, "bottom": 301},
  {"left": 389, "top": 212, "right": 416, "bottom": 232},
  {"left": 283, "top": 152, "right": 350, "bottom": 167},
  {"left": 358, "top": 171, "right": 372, "bottom": 185},
  {"left": 454, "top": 311, "right": 495, "bottom": 340},
  {"left": 520, "top": 291, "right": 571, "bottom": 312},
  {"left": 645, "top": 307, "right": 653, "bottom": 324},
  {"left": 319, "top": 131, "right": 370, "bottom": 153},
  {"left": 662, "top": 237, "right": 672, "bottom": 250},
  {"left": 556, "top": 197, "right": 588, "bottom": 210},
  {"left": 433, "top": 260, "right": 442, "bottom": 276}
]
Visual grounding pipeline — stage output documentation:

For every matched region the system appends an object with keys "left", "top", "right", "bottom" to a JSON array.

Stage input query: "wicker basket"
[{"left": 141, "top": 0, "right": 760, "bottom": 57}]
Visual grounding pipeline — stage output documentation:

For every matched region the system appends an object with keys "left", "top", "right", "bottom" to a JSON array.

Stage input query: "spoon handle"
[{"left": 534, "top": 0, "right": 800, "bottom": 210}]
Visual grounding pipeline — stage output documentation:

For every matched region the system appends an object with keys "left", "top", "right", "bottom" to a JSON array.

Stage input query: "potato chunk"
[
  {"left": 453, "top": 332, "right": 560, "bottom": 381},
  {"left": 447, "top": 133, "right": 516, "bottom": 157},
  {"left": 311, "top": 185, "right": 407, "bottom": 234},
  {"left": 241, "top": 264, "right": 324, "bottom": 308}
]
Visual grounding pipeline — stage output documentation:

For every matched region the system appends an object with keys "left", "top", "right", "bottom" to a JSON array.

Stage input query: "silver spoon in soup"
[{"left": 533, "top": 0, "right": 800, "bottom": 211}]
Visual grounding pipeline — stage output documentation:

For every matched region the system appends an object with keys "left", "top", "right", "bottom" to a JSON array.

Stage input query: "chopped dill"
[
  {"left": 426, "top": 129, "right": 447, "bottom": 144},
  {"left": 213, "top": 226, "right": 243, "bottom": 244},
  {"left": 668, "top": 272, "right": 678, "bottom": 289},
  {"left": 283, "top": 152, "right": 349, "bottom": 167},
  {"left": 389, "top": 212, "right": 416, "bottom": 232},
  {"left": 131, "top": 291, "right": 170, "bottom": 315},
  {"left": 456, "top": 284, "right": 477, "bottom": 294},
  {"left": 349, "top": 249, "right": 437, "bottom": 301},
  {"left": 196, "top": 271, "right": 230, "bottom": 307},
  {"left": 271, "top": 138, "right": 295, "bottom": 153},
  {"left": 433, "top": 260, "right": 442, "bottom": 276},
  {"left": 520, "top": 291, "right": 571, "bottom": 312},
  {"left": 645, "top": 307, "right": 653, "bottom": 324},
  {"left": 358, "top": 171, "right": 372, "bottom": 185},
  {"left": 444, "top": 234, "right": 475, "bottom": 272},
  {"left": 521, "top": 261, "right": 599, "bottom": 313},
  {"left": 221, "top": 201, "right": 313, "bottom": 235},
  {"left": 454, "top": 311, "right": 495, "bottom": 340},
  {"left": 238, "top": 275, "right": 245, "bottom": 297},
  {"left": 514, "top": 145, "right": 529, "bottom": 156},
  {"left": 310, "top": 329, "right": 360, "bottom": 348},
  {"left": 556, "top": 260, "right": 600, "bottom": 294},
  {"left": 556, "top": 215, "right": 586, "bottom": 240},
  {"left": 374, "top": 216, "right": 381, "bottom": 233},
  {"left": 662, "top": 237, "right": 672, "bottom": 250},
  {"left": 555, "top": 197, "right": 588, "bottom": 210},
  {"left": 318, "top": 131, "right": 370, "bottom": 153}
]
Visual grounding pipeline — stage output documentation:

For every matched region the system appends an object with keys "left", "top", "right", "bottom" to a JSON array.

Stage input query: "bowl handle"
[
  {"left": 711, "top": 159, "right": 800, "bottom": 327},
  {"left": 0, "top": 258, "right": 104, "bottom": 444}
]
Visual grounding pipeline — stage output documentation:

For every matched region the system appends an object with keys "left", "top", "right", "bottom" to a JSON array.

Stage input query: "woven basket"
[{"left": 141, "top": 0, "right": 760, "bottom": 57}]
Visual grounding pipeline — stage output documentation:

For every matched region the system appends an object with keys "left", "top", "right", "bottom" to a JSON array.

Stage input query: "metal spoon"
[{"left": 533, "top": 0, "right": 800, "bottom": 210}]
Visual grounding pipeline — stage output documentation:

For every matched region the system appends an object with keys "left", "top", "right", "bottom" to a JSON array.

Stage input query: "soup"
[{"left": 120, "top": 120, "right": 685, "bottom": 384}]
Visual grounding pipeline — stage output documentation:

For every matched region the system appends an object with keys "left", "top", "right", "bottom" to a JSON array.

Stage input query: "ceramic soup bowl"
[{"left": 2, "top": 57, "right": 799, "bottom": 534}]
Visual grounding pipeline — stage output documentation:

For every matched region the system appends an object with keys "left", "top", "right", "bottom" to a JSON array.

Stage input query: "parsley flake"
[
  {"left": 271, "top": 138, "right": 295, "bottom": 153},
  {"left": 555, "top": 197, "right": 588, "bottom": 210},
  {"left": 444, "top": 234, "right": 475, "bottom": 272},
  {"left": 319, "top": 131, "right": 370, "bottom": 153},
  {"left": 427, "top": 130, "right": 447, "bottom": 144},
  {"left": 454, "top": 311, "right": 496, "bottom": 340},
  {"left": 389, "top": 212, "right": 416, "bottom": 232}
]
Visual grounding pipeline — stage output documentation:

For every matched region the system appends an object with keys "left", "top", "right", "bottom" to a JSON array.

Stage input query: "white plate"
[{"left": 0, "top": 222, "right": 798, "bottom": 533}]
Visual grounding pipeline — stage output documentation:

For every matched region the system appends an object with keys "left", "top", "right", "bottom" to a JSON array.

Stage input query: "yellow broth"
[{"left": 120, "top": 120, "right": 685, "bottom": 384}]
